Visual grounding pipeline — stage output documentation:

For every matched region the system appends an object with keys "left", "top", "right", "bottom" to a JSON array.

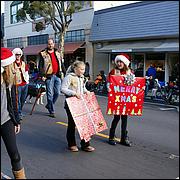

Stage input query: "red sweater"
[{"left": 49, "top": 51, "right": 59, "bottom": 74}]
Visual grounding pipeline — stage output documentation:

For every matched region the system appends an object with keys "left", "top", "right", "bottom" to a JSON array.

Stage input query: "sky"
[
  {"left": 1, "top": 1, "right": 140, "bottom": 13},
  {"left": 94, "top": 1, "right": 140, "bottom": 11}
]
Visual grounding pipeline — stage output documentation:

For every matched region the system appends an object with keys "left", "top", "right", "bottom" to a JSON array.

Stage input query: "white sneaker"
[{"left": 37, "top": 99, "right": 40, "bottom": 105}]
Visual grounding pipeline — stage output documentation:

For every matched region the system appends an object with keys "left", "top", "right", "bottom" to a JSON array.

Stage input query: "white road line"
[
  {"left": 56, "top": 121, "right": 120, "bottom": 141},
  {"left": 1, "top": 172, "right": 12, "bottom": 179},
  {"left": 160, "top": 107, "right": 176, "bottom": 111},
  {"left": 169, "top": 154, "right": 179, "bottom": 159}
]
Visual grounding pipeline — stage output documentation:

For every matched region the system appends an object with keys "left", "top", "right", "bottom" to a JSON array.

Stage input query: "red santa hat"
[
  {"left": 1, "top": 47, "right": 16, "bottom": 67},
  {"left": 114, "top": 53, "right": 130, "bottom": 67}
]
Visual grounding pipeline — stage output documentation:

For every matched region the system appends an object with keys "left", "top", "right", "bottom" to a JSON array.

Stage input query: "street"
[{"left": 1, "top": 95, "right": 179, "bottom": 179}]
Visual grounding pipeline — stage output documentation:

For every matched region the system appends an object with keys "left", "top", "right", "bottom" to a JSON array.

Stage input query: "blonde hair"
[
  {"left": 65, "top": 60, "right": 85, "bottom": 75},
  {"left": 2, "top": 64, "right": 16, "bottom": 86},
  {"left": 73, "top": 60, "right": 85, "bottom": 68}
]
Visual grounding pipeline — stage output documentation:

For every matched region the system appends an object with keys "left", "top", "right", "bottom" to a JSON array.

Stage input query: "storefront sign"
[{"left": 107, "top": 75, "right": 145, "bottom": 116}]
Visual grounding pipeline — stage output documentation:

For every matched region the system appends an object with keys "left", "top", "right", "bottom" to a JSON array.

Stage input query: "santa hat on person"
[
  {"left": 1, "top": 47, "right": 16, "bottom": 67},
  {"left": 12, "top": 48, "right": 23, "bottom": 56},
  {"left": 114, "top": 53, "right": 131, "bottom": 67}
]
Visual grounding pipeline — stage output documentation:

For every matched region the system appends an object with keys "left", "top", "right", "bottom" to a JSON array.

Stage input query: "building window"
[
  {"left": 55, "top": 29, "right": 85, "bottom": 43},
  {"left": 65, "top": 29, "right": 85, "bottom": 42},
  {"left": 7, "top": 37, "right": 23, "bottom": 48},
  {"left": 168, "top": 53, "right": 179, "bottom": 82},
  {"left": 146, "top": 53, "right": 165, "bottom": 81},
  {"left": 10, "top": 1, "right": 23, "bottom": 24},
  {"left": 132, "top": 54, "right": 144, "bottom": 77},
  {"left": 28, "top": 34, "right": 49, "bottom": 45}
]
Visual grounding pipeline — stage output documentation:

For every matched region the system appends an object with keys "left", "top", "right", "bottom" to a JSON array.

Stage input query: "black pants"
[
  {"left": 109, "top": 115, "right": 128, "bottom": 140},
  {"left": 65, "top": 101, "right": 90, "bottom": 148},
  {"left": 1, "top": 120, "right": 22, "bottom": 171}
]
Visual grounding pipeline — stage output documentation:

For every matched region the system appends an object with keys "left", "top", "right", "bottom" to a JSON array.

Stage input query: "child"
[
  {"left": 108, "top": 54, "right": 134, "bottom": 147},
  {"left": 61, "top": 60, "right": 95, "bottom": 152}
]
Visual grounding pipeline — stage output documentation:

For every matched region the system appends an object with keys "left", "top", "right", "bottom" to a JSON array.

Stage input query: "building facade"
[
  {"left": 3, "top": 1, "right": 94, "bottom": 73},
  {"left": 1, "top": 13, "right": 4, "bottom": 46},
  {"left": 89, "top": 1, "right": 179, "bottom": 83}
]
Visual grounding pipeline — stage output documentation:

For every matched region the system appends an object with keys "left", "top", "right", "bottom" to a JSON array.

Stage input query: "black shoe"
[
  {"left": 120, "top": 139, "right": 131, "bottom": 147},
  {"left": 108, "top": 139, "right": 116, "bottom": 145},
  {"left": 49, "top": 113, "right": 56, "bottom": 118}
]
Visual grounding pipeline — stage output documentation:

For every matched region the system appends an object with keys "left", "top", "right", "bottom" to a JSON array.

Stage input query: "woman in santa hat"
[
  {"left": 12, "top": 48, "right": 29, "bottom": 120},
  {"left": 1, "top": 47, "right": 26, "bottom": 179},
  {"left": 108, "top": 53, "right": 134, "bottom": 147}
]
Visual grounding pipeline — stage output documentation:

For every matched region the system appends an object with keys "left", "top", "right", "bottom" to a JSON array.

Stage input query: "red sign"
[
  {"left": 66, "top": 92, "right": 108, "bottom": 142},
  {"left": 107, "top": 75, "right": 145, "bottom": 116}
]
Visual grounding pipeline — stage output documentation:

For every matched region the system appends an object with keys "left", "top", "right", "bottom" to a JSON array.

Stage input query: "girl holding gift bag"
[{"left": 61, "top": 60, "right": 95, "bottom": 152}]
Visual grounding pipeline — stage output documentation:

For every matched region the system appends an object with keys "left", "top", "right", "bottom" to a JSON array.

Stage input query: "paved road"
[{"left": 1, "top": 95, "right": 179, "bottom": 179}]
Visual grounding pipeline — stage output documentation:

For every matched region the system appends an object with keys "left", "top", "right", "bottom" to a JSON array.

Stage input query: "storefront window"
[
  {"left": 131, "top": 54, "right": 144, "bottom": 77},
  {"left": 146, "top": 53, "right": 165, "bottom": 81},
  {"left": 168, "top": 53, "right": 179, "bottom": 82}
]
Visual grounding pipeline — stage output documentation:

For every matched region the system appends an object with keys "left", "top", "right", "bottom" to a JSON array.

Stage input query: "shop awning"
[
  {"left": 64, "top": 42, "right": 85, "bottom": 54},
  {"left": 153, "top": 40, "right": 179, "bottom": 52},
  {"left": 23, "top": 42, "right": 85, "bottom": 55},
  {"left": 96, "top": 39, "right": 179, "bottom": 53}
]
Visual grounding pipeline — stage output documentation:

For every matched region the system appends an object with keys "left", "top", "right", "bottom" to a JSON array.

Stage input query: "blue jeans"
[
  {"left": 45, "top": 75, "right": 61, "bottom": 114},
  {"left": 17, "top": 84, "right": 28, "bottom": 118}
]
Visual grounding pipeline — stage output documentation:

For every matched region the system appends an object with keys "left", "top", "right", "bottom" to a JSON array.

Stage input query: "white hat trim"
[
  {"left": 1, "top": 67, "right": 4, "bottom": 73},
  {"left": 115, "top": 55, "right": 130, "bottom": 67},
  {"left": 12, "top": 48, "right": 23, "bottom": 56},
  {"left": 1, "top": 53, "right": 16, "bottom": 67}
]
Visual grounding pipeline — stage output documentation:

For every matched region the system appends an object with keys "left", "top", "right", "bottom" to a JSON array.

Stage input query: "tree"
[{"left": 17, "top": 1, "right": 92, "bottom": 60}]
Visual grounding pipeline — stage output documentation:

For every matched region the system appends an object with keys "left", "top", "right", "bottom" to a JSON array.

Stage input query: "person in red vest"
[{"left": 108, "top": 53, "right": 134, "bottom": 147}]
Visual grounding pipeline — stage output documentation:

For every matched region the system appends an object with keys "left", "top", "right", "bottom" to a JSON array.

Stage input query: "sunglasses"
[{"left": 15, "top": 54, "right": 21, "bottom": 56}]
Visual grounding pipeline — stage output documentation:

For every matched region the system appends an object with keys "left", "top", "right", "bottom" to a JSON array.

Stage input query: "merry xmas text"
[
  {"left": 112, "top": 85, "right": 141, "bottom": 103},
  {"left": 113, "top": 85, "right": 140, "bottom": 94}
]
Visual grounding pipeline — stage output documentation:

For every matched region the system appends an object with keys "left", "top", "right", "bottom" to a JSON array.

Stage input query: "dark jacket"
[{"left": 6, "top": 85, "right": 20, "bottom": 126}]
